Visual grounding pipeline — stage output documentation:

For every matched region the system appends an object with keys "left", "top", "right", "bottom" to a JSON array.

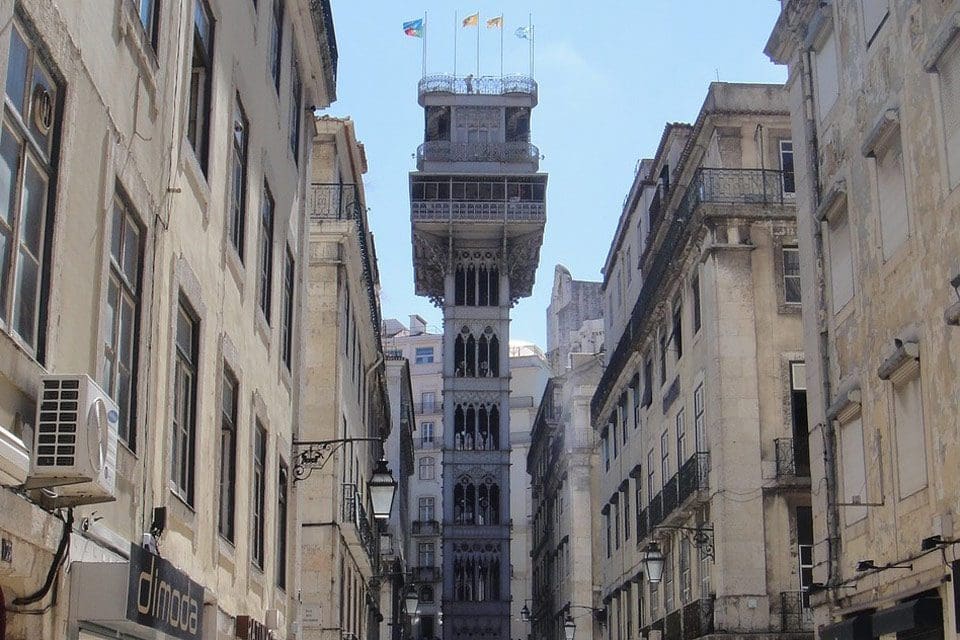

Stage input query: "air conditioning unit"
[
  {"left": 266, "top": 608, "right": 286, "bottom": 634},
  {"left": 26, "top": 374, "right": 118, "bottom": 506}
]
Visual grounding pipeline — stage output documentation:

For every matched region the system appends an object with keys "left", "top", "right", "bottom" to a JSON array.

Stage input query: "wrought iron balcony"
[
  {"left": 412, "top": 565, "right": 441, "bottom": 582},
  {"left": 592, "top": 167, "right": 792, "bottom": 423},
  {"left": 414, "top": 401, "right": 443, "bottom": 415},
  {"left": 681, "top": 597, "right": 715, "bottom": 640},
  {"left": 418, "top": 73, "right": 537, "bottom": 99},
  {"left": 412, "top": 520, "right": 441, "bottom": 535},
  {"left": 637, "top": 507, "right": 649, "bottom": 541},
  {"left": 308, "top": 183, "right": 381, "bottom": 341},
  {"left": 678, "top": 453, "right": 710, "bottom": 503},
  {"left": 648, "top": 492, "right": 664, "bottom": 529},
  {"left": 415, "top": 439, "right": 440, "bottom": 450},
  {"left": 663, "top": 475, "right": 679, "bottom": 514},
  {"left": 775, "top": 437, "right": 811, "bottom": 478},
  {"left": 341, "top": 486, "right": 377, "bottom": 560},
  {"left": 780, "top": 591, "right": 813, "bottom": 632},
  {"left": 417, "top": 140, "right": 540, "bottom": 169}
]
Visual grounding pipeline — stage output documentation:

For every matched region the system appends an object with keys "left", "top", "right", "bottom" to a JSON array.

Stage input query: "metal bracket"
[
  {"left": 653, "top": 524, "right": 716, "bottom": 561},
  {"left": 292, "top": 437, "right": 383, "bottom": 482}
]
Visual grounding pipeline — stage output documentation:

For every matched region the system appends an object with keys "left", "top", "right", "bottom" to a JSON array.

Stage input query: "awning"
[
  {"left": 820, "top": 615, "right": 872, "bottom": 640},
  {"left": 871, "top": 598, "right": 943, "bottom": 636}
]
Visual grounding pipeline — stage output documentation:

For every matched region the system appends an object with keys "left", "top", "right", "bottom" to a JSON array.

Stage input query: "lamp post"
[
  {"left": 641, "top": 541, "right": 666, "bottom": 584},
  {"left": 369, "top": 458, "right": 399, "bottom": 519}
]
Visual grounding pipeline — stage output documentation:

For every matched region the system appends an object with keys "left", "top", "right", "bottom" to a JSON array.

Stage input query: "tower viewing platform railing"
[
  {"left": 418, "top": 74, "right": 537, "bottom": 100},
  {"left": 416, "top": 140, "right": 540, "bottom": 170}
]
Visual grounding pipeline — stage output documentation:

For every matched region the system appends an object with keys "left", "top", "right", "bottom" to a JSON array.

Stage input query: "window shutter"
[{"left": 940, "top": 37, "right": 960, "bottom": 187}]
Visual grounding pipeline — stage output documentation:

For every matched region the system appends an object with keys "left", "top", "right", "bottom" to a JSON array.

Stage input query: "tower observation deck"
[{"left": 409, "top": 73, "right": 546, "bottom": 640}]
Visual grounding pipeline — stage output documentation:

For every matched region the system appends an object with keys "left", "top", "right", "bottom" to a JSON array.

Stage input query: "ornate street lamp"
[
  {"left": 520, "top": 604, "right": 530, "bottom": 622},
  {"left": 369, "top": 458, "right": 398, "bottom": 519},
  {"left": 563, "top": 614, "right": 576, "bottom": 640},
  {"left": 641, "top": 542, "right": 665, "bottom": 584},
  {"left": 405, "top": 586, "right": 420, "bottom": 615}
]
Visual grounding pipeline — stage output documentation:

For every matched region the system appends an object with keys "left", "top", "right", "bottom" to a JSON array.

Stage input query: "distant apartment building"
[
  {"left": 383, "top": 315, "right": 445, "bottom": 640},
  {"left": 589, "top": 83, "right": 811, "bottom": 640},
  {"left": 381, "top": 355, "right": 416, "bottom": 640},
  {"left": 300, "top": 115, "right": 393, "bottom": 640},
  {"left": 767, "top": 3, "right": 960, "bottom": 640},
  {"left": 508, "top": 341, "right": 552, "bottom": 640},
  {"left": 0, "top": 1, "right": 338, "bottom": 639},
  {"left": 528, "top": 266, "right": 604, "bottom": 640}
]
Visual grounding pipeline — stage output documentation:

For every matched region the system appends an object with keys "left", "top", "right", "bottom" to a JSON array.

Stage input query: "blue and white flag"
[{"left": 515, "top": 26, "right": 531, "bottom": 40}]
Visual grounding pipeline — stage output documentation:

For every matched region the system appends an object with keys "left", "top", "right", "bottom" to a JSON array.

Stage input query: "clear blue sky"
[{"left": 326, "top": 1, "right": 786, "bottom": 348}]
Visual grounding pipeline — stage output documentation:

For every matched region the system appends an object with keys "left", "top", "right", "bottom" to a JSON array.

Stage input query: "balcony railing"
[
  {"left": 775, "top": 438, "right": 811, "bottom": 478},
  {"left": 682, "top": 597, "right": 715, "bottom": 640},
  {"left": 418, "top": 73, "right": 537, "bottom": 99},
  {"left": 410, "top": 200, "right": 545, "bottom": 224},
  {"left": 648, "top": 493, "right": 664, "bottom": 529},
  {"left": 341, "top": 484, "right": 377, "bottom": 560},
  {"left": 414, "top": 401, "right": 443, "bottom": 415},
  {"left": 780, "top": 591, "right": 813, "bottom": 632},
  {"left": 592, "top": 167, "right": 791, "bottom": 423},
  {"left": 412, "top": 565, "right": 441, "bottom": 582},
  {"left": 308, "top": 183, "right": 381, "bottom": 342},
  {"left": 416, "top": 439, "right": 440, "bottom": 450},
  {"left": 644, "top": 453, "right": 710, "bottom": 538},
  {"left": 412, "top": 520, "right": 441, "bottom": 536},
  {"left": 417, "top": 140, "right": 539, "bottom": 169},
  {"left": 637, "top": 507, "right": 649, "bottom": 541}
]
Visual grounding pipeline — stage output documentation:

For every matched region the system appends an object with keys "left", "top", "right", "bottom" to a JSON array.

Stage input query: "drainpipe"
[{"left": 798, "top": 41, "right": 841, "bottom": 591}]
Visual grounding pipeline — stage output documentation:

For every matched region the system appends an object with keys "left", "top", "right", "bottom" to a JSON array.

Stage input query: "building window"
[
  {"left": 691, "top": 273, "right": 701, "bottom": 334},
  {"left": 276, "top": 460, "right": 289, "bottom": 589},
  {"left": 415, "top": 346, "right": 434, "bottom": 364},
  {"left": 623, "top": 487, "right": 631, "bottom": 541},
  {"left": 663, "top": 544, "right": 674, "bottom": 612},
  {"left": 676, "top": 409, "right": 687, "bottom": 464},
  {"left": 660, "top": 431, "right": 671, "bottom": 484},
  {"left": 258, "top": 181, "right": 275, "bottom": 321},
  {"left": 420, "top": 585, "right": 435, "bottom": 604},
  {"left": 218, "top": 366, "right": 238, "bottom": 542},
  {"left": 893, "top": 372, "right": 926, "bottom": 498},
  {"left": 939, "top": 35, "right": 960, "bottom": 189},
  {"left": 186, "top": 0, "right": 214, "bottom": 174},
  {"left": 103, "top": 196, "right": 143, "bottom": 447},
  {"left": 782, "top": 245, "right": 802, "bottom": 303},
  {"left": 672, "top": 297, "right": 683, "bottom": 359},
  {"left": 647, "top": 450, "right": 656, "bottom": 501},
  {"left": 797, "top": 506, "right": 814, "bottom": 607},
  {"left": 826, "top": 209, "right": 855, "bottom": 311},
  {"left": 228, "top": 96, "right": 248, "bottom": 260},
  {"left": 612, "top": 500, "right": 620, "bottom": 549},
  {"left": 419, "top": 456, "right": 435, "bottom": 480},
  {"left": 134, "top": 0, "right": 160, "bottom": 51},
  {"left": 874, "top": 136, "right": 909, "bottom": 260},
  {"left": 861, "top": 0, "right": 888, "bottom": 44},
  {"left": 277, "top": 252, "right": 294, "bottom": 371},
  {"left": 699, "top": 541, "right": 711, "bottom": 599},
  {"left": 839, "top": 416, "right": 867, "bottom": 524},
  {"left": 252, "top": 420, "right": 267, "bottom": 568},
  {"left": 659, "top": 330, "right": 668, "bottom": 385},
  {"left": 171, "top": 299, "right": 199, "bottom": 505},
  {"left": 812, "top": 28, "right": 839, "bottom": 122},
  {"left": 1, "top": 24, "right": 61, "bottom": 358},
  {"left": 269, "top": 0, "right": 284, "bottom": 92},
  {"left": 603, "top": 430, "right": 611, "bottom": 471},
  {"left": 631, "top": 374, "right": 641, "bottom": 429},
  {"left": 679, "top": 537, "right": 692, "bottom": 604},
  {"left": 694, "top": 383, "right": 706, "bottom": 452},
  {"left": 422, "top": 391, "right": 436, "bottom": 412},
  {"left": 779, "top": 140, "right": 795, "bottom": 195},
  {"left": 418, "top": 497, "right": 435, "bottom": 521},
  {"left": 604, "top": 508, "right": 612, "bottom": 558},
  {"left": 790, "top": 362, "right": 810, "bottom": 476},
  {"left": 420, "top": 421, "right": 435, "bottom": 445},
  {"left": 289, "top": 57, "right": 302, "bottom": 162},
  {"left": 642, "top": 356, "right": 653, "bottom": 408},
  {"left": 418, "top": 542, "right": 435, "bottom": 566}
]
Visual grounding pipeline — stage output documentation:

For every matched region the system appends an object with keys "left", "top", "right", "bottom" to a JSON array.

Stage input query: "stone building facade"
[
  {"left": 383, "top": 316, "right": 446, "bottom": 640},
  {"left": 767, "top": 3, "right": 960, "bottom": 639},
  {"left": 508, "top": 341, "right": 552, "bottom": 640},
  {"left": 528, "top": 265, "right": 604, "bottom": 640},
  {"left": 409, "top": 72, "right": 546, "bottom": 640},
  {"left": 0, "top": 0, "right": 336, "bottom": 638},
  {"left": 590, "top": 83, "right": 812, "bottom": 640},
  {"left": 299, "top": 115, "right": 393, "bottom": 640}
]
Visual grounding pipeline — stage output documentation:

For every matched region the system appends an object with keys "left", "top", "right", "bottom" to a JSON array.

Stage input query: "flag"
[
  {"left": 515, "top": 25, "right": 531, "bottom": 39},
  {"left": 486, "top": 16, "right": 503, "bottom": 29},
  {"left": 402, "top": 18, "right": 424, "bottom": 38},
  {"left": 462, "top": 12, "right": 479, "bottom": 27}
]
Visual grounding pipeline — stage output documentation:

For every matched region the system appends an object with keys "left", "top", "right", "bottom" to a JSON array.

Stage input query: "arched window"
[
  {"left": 453, "top": 549, "right": 501, "bottom": 602},
  {"left": 465, "top": 333, "right": 476, "bottom": 376},
  {"left": 478, "top": 334, "right": 490, "bottom": 377},
  {"left": 489, "top": 333, "right": 499, "bottom": 377},
  {"left": 454, "top": 331, "right": 466, "bottom": 377},
  {"left": 420, "top": 585, "right": 434, "bottom": 603},
  {"left": 455, "top": 475, "right": 499, "bottom": 525},
  {"left": 478, "top": 265, "right": 489, "bottom": 306},
  {"left": 455, "top": 265, "right": 466, "bottom": 306},
  {"left": 454, "top": 402, "right": 500, "bottom": 451},
  {"left": 466, "top": 264, "right": 477, "bottom": 305},
  {"left": 454, "top": 263, "right": 499, "bottom": 307}
]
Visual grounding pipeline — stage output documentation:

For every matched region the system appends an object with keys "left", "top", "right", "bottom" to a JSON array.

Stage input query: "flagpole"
[
  {"left": 499, "top": 15, "right": 504, "bottom": 78},
  {"left": 454, "top": 10, "right": 458, "bottom": 78},
  {"left": 422, "top": 11, "right": 427, "bottom": 78},
  {"left": 476, "top": 9, "right": 480, "bottom": 77},
  {"left": 528, "top": 13, "right": 533, "bottom": 78}
]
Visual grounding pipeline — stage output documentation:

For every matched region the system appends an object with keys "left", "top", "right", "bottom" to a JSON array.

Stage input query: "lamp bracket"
[
  {"left": 653, "top": 524, "right": 716, "bottom": 561},
  {"left": 292, "top": 437, "right": 383, "bottom": 482}
]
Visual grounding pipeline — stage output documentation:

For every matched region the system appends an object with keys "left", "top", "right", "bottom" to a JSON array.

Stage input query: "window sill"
[
  {"left": 117, "top": 1, "right": 160, "bottom": 112},
  {"left": 225, "top": 244, "right": 246, "bottom": 297},
  {"left": 0, "top": 422, "right": 30, "bottom": 486},
  {"left": 255, "top": 310, "right": 272, "bottom": 351},
  {"left": 180, "top": 137, "right": 211, "bottom": 225}
]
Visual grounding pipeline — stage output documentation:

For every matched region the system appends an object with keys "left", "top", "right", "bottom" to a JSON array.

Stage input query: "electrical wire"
[{"left": 7, "top": 508, "right": 73, "bottom": 615}]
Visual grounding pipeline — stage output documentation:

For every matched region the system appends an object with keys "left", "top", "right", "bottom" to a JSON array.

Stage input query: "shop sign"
[
  {"left": 236, "top": 615, "right": 271, "bottom": 639},
  {"left": 126, "top": 543, "right": 203, "bottom": 640}
]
